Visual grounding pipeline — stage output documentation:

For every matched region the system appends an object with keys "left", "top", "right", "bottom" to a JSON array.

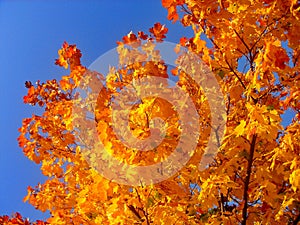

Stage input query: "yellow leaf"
[
  {"left": 290, "top": 169, "right": 300, "bottom": 192},
  {"left": 234, "top": 120, "right": 246, "bottom": 136}
]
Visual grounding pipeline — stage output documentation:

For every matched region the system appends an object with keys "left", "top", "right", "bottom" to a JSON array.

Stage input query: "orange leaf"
[{"left": 149, "top": 23, "right": 168, "bottom": 42}]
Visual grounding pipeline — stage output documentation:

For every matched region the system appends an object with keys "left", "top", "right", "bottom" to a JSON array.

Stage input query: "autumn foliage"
[
  {"left": 0, "top": 212, "right": 48, "bottom": 225},
  {"left": 3, "top": 0, "right": 300, "bottom": 224}
]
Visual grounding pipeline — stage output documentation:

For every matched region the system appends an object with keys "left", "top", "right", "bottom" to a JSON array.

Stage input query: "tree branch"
[
  {"left": 232, "top": 28, "right": 256, "bottom": 72},
  {"left": 135, "top": 188, "right": 151, "bottom": 225},
  {"left": 241, "top": 134, "right": 257, "bottom": 225},
  {"left": 292, "top": 213, "right": 300, "bottom": 225}
]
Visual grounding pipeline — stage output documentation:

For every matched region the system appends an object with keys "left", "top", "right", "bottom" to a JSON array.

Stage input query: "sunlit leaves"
[
  {"left": 161, "top": 0, "right": 184, "bottom": 22},
  {"left": 263, "top": 39, "right": 290, "bottom": 70},
  {"left": 55, "top": 41, "right": 82, "bottom": 71},
  {"left": 289, "top": 169, "right": 300, "bottom": 192}
]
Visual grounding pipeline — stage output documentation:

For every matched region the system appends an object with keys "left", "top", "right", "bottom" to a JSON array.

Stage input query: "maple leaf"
[{"left": 149, "top": 22, "right": 168, "bottom": 42}]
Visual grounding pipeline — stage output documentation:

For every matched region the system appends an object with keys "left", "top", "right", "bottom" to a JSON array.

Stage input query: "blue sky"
[
  {"left": 0, "top": 0, "right": 295, "bottom": 222},
  {"left": 0, "top": 0, "right": 194, "bottom": 221}
]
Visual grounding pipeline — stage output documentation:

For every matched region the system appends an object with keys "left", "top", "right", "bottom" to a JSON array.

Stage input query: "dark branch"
[
  {"left": 292, "top": 213, "right": 300, "bottom": 225},
  {"left": 241, "top": 134, "right": 257, "bottom": 225}
]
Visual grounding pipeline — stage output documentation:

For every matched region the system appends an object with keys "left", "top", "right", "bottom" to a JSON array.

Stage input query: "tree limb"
[{"left": 241, "top": 134, "right": 257, "bottom": 225}]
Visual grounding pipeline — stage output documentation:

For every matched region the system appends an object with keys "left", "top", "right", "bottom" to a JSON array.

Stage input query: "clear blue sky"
[
  {"left": 0, "top": 0, "right": 193, "bottom": 221},
  {"left": 0, "top": 0, "right": 294, "bottom": 222}
]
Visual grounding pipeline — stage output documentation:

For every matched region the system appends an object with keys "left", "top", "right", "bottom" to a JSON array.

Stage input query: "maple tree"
[{"left": 3, "top": 0, "right": 300, "bottom": 224}]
